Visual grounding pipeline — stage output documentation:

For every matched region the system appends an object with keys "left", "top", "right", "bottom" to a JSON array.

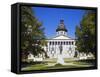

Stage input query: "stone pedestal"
[{"left": 57, "top": 54, "right": 65, "bottom": 65}]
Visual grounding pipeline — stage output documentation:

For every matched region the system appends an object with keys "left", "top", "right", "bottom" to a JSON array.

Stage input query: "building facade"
[{"left": 43, "top": 20, "right": 76, "bottom": 58}]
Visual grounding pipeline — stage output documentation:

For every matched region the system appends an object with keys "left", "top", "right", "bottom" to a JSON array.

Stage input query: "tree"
[
  {"left": 75, "top": 10, "right": 96, "bottom": 55},
  {"left": 21, "top": 6, "right": 47, "bottom": 61}
]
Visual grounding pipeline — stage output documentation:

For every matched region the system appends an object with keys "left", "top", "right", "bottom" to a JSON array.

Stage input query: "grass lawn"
[{"left": 21, "top": 59, "right": 95, "bottom": 71}]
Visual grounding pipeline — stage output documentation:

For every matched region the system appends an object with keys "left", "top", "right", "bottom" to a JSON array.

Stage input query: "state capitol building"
[{"left": 43, "top": 20, "right": 76, "bottom": 58}]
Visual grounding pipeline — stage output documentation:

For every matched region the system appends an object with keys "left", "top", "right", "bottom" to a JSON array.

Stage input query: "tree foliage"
[
  {"left": 75, "top": 10, "right": 96, "bottom": 55},
  {"left": 21, "top": 6, "right": 47, "bottom": 61}
]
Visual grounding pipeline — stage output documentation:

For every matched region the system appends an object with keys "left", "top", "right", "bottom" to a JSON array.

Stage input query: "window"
[
  {"left": 66, "top": 41, "right": 68, "bottom": 45},
  {"left": 61, "top": 31, "right": 63, "bottom": 34},
  {"left": 52, "top": 41, "right": 54, "bottom": 45},
  {"left": 72, "top": 41, "right": 73, "bottom": 45},
  {"left": 49, "top": 42, "right": 52, "bottom": 45},
  {"left": 69, "top": 41, "right": 71, "bottom": 45},
  {"left": 64, "top": 41, "right": 65, "bottom": 45},
  {"left": 61, "top": 42, "right": 62, "bottom": 45},
  {"left": 55, "top": 41, "right": 57, "bottom": 45},
  {"left": 58, "top": 41, "right": 60, "bottom": 45}
]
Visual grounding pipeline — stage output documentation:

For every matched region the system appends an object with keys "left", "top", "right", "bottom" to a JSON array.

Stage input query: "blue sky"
[{"left": 32, "top": 7, "right": 86, "bottom": 38}]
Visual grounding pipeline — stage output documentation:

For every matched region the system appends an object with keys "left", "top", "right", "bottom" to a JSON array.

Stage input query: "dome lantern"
[{"left": 56, "top": 20, "right": 67, "bottom": 32}]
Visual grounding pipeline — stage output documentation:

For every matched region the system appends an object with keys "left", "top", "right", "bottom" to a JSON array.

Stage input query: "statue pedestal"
[{"left": 57, "top": 54, "right": 65, "bottom": 65}]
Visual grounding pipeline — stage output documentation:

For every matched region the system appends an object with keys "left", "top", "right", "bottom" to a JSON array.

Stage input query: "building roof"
[
  {"left": 56, "top": 20, "right": 67, "bottom": 32},
  {"left": 52, "top": 35, "right": 74, "bottom": 40}
]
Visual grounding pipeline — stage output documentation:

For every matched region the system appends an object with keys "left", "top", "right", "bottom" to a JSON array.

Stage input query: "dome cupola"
[
  {"left": 56, "top": 20, "right": 68, "bottom": 36},
  {"left": 56, "top": 20, "right": 67, "bottom": 32}
]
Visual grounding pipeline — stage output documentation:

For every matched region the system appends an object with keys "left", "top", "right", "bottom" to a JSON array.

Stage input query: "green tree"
[
  {"left": 75, "top": 10, "right": 96, "bottom": 55},
  {"left": 21, "top": 6, "right": 47, "bottom": 61}
]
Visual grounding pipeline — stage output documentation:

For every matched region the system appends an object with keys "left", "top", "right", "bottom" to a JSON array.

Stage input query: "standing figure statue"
[
  {"left": 56, "top": 44, "right": 65, "bottom": 65},
  {"left": 59, "top": 45, "right": 63, "bottom": 54}
]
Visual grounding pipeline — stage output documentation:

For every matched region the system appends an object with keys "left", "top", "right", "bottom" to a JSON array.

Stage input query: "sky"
[{"left": 32, "top": 7, "right": 86, "bottom": 38}]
